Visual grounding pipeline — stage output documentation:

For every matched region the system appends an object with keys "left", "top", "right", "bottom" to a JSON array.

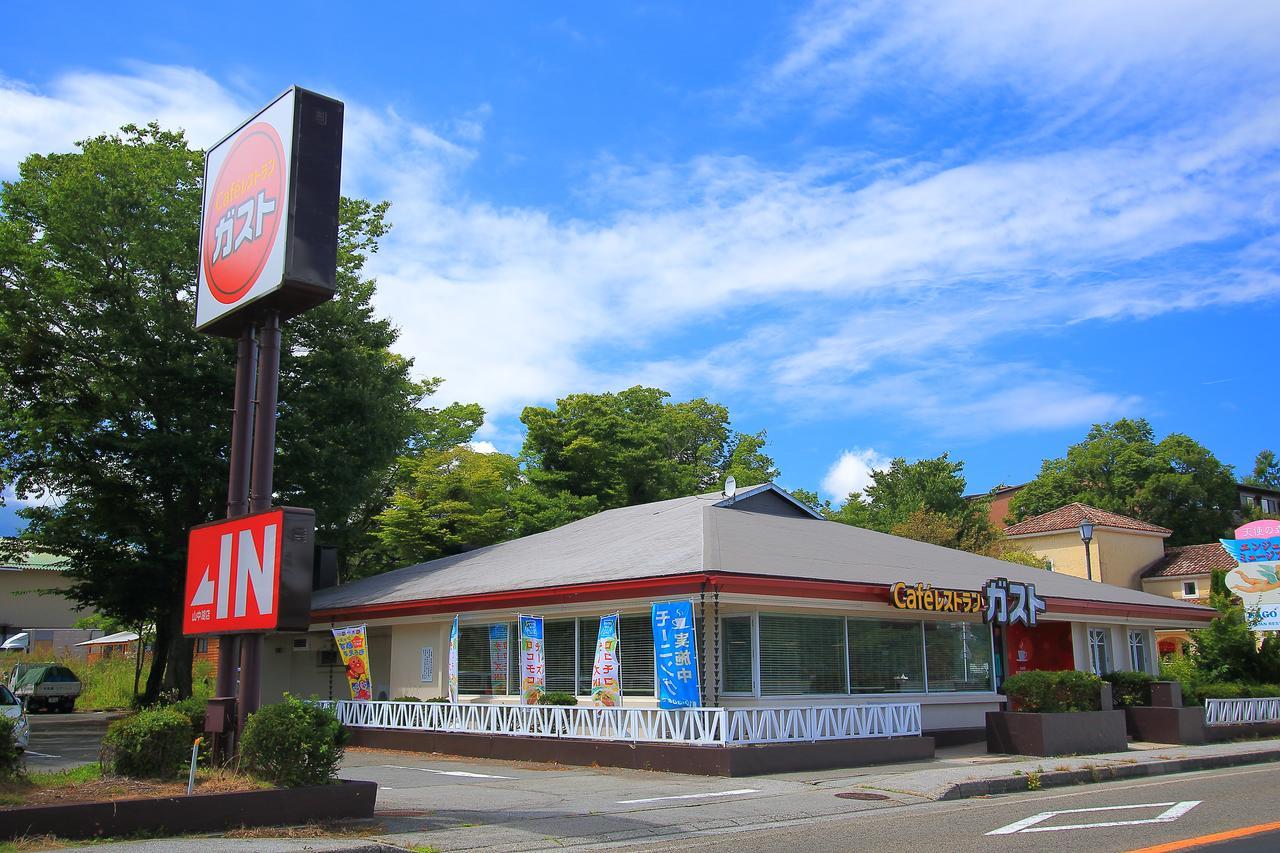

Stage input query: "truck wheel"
[{"left": 59, "top": 702, "right": 74, "bottom": 714}]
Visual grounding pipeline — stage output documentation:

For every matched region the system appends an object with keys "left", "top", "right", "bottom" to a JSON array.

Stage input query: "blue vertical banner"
[
  {"left": 489, "top": 623, "right": 509, "bottom": 695},
  {"left": 652, "top": 600, "right": 701, "bottom": 709},
  {"left": 591, "top": 613, "right": 622, "bottom": 707},
  {"left": 448, "top": 615, "right": 459, "bottom": 702},
  {"left": 519, "top": 614, "right": 546, "bottom": 705}
]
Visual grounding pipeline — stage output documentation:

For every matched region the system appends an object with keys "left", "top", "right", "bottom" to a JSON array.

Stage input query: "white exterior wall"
[{"left": 281, "top": 596, "right": 1198, "bottom": 734}]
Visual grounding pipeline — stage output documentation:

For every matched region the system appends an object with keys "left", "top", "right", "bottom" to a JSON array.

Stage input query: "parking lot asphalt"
[{"left": 23, "top": 710, "right": 120, "bottom": 771}]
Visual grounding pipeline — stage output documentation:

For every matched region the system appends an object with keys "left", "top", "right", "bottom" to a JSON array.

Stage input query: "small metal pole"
[
  {"left": 226, "top": 325, "right": 258, "bottom": 519},
  {"left": 187, "top": 737, "right": 203, "bottom": 795}
]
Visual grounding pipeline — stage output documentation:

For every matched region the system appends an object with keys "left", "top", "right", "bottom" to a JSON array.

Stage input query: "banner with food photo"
[
  {"left": 331, "top": 624, "right": 372, "bottom": 701},
  {"left": 591, "top": 613, "right": 622, "bottom": 707}
]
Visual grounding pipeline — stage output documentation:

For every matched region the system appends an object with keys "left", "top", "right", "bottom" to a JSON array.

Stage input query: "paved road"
[
  {"left": 22, "top": 710, "right": 116, "bottom": 771},
  {"left": 337, "top": 750, "right": 1280, "bottom": 852}
]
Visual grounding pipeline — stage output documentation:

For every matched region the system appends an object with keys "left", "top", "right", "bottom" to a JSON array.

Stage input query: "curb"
[{"left": 938, "top": 746, "right": 1280, "bottom": 800}]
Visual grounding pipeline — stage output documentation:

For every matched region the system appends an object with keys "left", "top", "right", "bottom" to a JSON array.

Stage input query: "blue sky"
[{"left": 4, "top": 1, "right": 1279, "bottom": 534}]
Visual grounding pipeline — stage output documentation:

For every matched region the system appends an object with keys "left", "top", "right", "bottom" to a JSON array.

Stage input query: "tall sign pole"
[{"left": 185, "top": 87, "right": 344, "bottom": 757}]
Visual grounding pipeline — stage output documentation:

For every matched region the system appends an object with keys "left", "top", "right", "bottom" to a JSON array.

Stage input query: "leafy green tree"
[
  {"left": 1190, "top": 587, "right": 1280, "bottom": 684},
  {"left": 1243, "top": 449, "right": 1280, "bottom": 490},
  {"left": 829, "top": 454, "right": 997, "bottom": 549},
  {"left": 519, "top": 386, "right": 777, "bottom": 509},
  {"left": 0, "top": 125, "right": 432, "bottom": 699},
  {"left": 1010, "top": 418, "right": 1237, "bottom": 546},
  {"left": 788, "top": 488, "right": 832, "bottom": 515}
]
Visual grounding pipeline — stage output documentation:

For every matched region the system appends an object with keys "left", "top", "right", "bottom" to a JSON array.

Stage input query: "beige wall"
[
  {"left": 1012, "top": 529, "right": 1165, "bottom": 590},
  {"left": 0, "top": 571, "right": 85, "bottom": 629},
  {"left": 1142, "top": 574, "right": 1210, "bottom": 603},
  {"left": 389, "top": 621, "right": 449, "bottom": 700},
  {"left": 1097, "top": 532, "right": 1166, "bottom": 589}
]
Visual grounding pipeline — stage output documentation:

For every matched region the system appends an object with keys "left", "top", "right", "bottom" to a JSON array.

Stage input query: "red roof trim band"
[{"left": 310, "top": 571, "right": 1213, "bottom": 625}]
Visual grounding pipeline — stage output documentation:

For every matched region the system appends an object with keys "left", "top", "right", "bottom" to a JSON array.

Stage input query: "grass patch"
[{"left": 0, "top": 653, "right": 214, "bottom": 712}]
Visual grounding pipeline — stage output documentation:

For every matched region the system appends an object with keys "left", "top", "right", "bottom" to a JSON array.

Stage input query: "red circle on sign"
[{"left": 201, "top": 123, "right": 286, "bottom": 304}]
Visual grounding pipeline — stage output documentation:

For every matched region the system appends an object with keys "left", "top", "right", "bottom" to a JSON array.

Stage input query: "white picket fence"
[
  {"left": 315, "top": 700, "right": 921, "bottom": 745},
  {"left": 1203, "top": 697, "right": 1280, "bottom": 726}
]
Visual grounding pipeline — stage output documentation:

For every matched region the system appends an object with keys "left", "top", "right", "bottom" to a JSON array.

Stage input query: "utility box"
[{"left": 204, "top": 696, "right": 238, "bottom": 733}]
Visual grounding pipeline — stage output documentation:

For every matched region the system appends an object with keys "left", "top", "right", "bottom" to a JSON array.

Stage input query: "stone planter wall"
[
  {"left": 1124, "top": 706, "right": 1206, "bottom": 745},
  {"left": 0, "top": 779, "right": 377, "bottom": 841},
  {"left": 985, "top": 710, "right": 1128, "bottom": 756}
]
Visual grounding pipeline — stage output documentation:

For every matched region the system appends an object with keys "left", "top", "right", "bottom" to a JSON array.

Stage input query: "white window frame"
[
  {"left": 1182, "top": 580, "right": 1198, "bottom": 598},
  {"left": 1088, "top": 627, "right": 1111, "bottom": 675},
  {"left": 1128, "top": 630, "right": 1149, "bottom": 674}
]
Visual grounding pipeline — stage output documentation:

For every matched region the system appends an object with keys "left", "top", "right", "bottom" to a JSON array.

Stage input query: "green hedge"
[
  {"left": 1103, "top": 671, "right": 1155, "bottom": 708},
  {"left": 1192, "top": 682, "right": 1280, "bottom": 704},
  {"left": 1002, "top": 670, "right": 1104, "bottom": 713},
  {"left": 0, "top": 717, "right": 23, "bottom": 781},
  {"left": 239, "top": 695, "right": 346, "bottom": 788},
  {"left": 537, "top": 691, "right": 579, "bottom": 706},
  {"left": 102, "top": 707, "right": 194, "bottom": 779}
]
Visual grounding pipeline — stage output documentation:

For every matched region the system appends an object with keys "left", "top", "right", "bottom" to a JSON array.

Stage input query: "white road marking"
[
  {"left": 383, "top": 764, "right": 514, "bottom": 780},
  {"left": 23, "top": 750, "right": 61, "bottom": 758},
  {"left": 988, "top": 800, "right": 1201, "bottom": 835},
  {"left": 618, "top": 789, "right": 760, "bottom": 805}
]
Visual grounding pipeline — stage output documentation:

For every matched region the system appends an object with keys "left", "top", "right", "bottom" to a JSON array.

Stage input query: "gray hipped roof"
[{"left": 312, "top": 484, "right": 1210, "bottom": 616}]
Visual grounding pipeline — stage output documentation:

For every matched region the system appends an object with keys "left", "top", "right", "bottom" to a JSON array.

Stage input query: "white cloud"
[
  {"left": 467, "top": 441, "right": 499, "bottom": 454},
  {"left": 4, "top": 54, "right": 1278, "bottom": 444},
  {"left": 821, "top": 448, "right": 890, "bottom": 499},
  {"left": 759, "top": 0, "right": 1280, "bottom": 125},
  {"left": 0, "top": 64, "right": 248, "bottom": 174}
]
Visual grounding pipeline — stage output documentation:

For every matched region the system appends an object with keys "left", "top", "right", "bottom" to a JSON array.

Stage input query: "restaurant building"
[{"left": 257, "top": 484, "right": 1212, "bottom": 760}]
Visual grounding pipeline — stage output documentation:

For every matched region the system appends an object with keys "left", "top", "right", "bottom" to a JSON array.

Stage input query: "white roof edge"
[{"left": 713, "top": 482, "right": 824, "bottom": 520}]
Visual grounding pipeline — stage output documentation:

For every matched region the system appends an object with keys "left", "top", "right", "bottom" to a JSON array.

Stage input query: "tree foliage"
[
  {"left": 826, "top": 455, "right": 1046, "bottom": 567},
  {"left": 1243, "top": 449, "right": 1280, "bottom": 490},
  {"left": 1189, "top": 587, "right": 1280, "bottom": 684},
  {"left": 519, "top": 386, "right": 777, "bottom": 509},
  {"left": 1009, "top": 418, "right": 1237, "bottom": 546},
  {"left": 0, "top": 124, "right": 433, "bottom": 698}
]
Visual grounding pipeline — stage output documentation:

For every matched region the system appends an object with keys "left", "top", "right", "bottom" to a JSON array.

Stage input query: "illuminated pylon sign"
[
  {"left": 982, "top": 577, "right": 1047, "bottom": 627},
  {"left": 183, "top": 507, "right": 315, "bottom": 635}
]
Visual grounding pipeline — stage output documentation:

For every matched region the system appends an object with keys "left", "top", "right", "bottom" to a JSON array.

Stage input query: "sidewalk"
[
  {"left": 846, "top": 736, "right": 1280, "bottom": 800},
  {"left": 59, "top": 736, "right": 1280, "bottom": 853}
]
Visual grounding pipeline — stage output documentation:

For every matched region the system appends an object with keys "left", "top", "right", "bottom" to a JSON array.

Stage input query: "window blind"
[
  {"left": 721, "top": 616, "right": 753, "bottom": 694},
  {"left": 848, "top": 619, "right": 924, "bottom": 694},
  {"left": 759, "top": 613, "right": 847, "bottom": 695},
  {"left": 544, "top": 619, "right": 577, "bottom": 694},
  {"left": 619, "top": 615, "right": 655, "bottom": 696},
  {"left": 924, "top": 621, "right": 992, "bottom": 692}
]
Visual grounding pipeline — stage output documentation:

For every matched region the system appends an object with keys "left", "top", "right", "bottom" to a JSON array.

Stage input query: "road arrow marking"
[
  {"left": 383, "top": 764, "right": 513, "bottom": 779},
  {"left": 988, "top": 801, "right": 1201, "bottom": 835}
]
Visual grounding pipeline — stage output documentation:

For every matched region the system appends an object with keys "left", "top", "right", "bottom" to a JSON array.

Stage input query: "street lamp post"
[{"left": 1079, "top": 520, "right": 1095, "bottom": 582}]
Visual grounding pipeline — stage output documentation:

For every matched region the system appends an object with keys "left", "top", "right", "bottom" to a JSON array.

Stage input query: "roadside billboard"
[
  {"left": 1221, "top": 521, "right": 1280, "bottom": 632},
  {"left": 183, "top": 507, "right": 315, "bottom": 635},
  {"left": 195, "top": 87, "right": 344, "bottom": 337}
]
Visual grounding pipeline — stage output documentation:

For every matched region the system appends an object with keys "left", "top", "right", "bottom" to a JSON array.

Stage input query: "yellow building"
[
  {"left": 1139, "top": 543, "right": 1234, "bottom": 656},
  {"left": 1004, "top": 503, "right": 1171, "bottom": 588}
]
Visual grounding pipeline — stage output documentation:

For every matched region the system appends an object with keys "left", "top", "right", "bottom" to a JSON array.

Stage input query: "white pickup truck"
[{"left": 7, "top": 664, "right": 82, "bottom": 713}]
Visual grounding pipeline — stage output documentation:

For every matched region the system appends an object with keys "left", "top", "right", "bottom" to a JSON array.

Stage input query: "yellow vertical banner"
[{"left": 331, "top": 624, "right": 373, "bottom": 701}]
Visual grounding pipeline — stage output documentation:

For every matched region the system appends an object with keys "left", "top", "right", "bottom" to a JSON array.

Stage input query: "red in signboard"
[{"left": 184, "top": 508, "right": 314, "bottom": 635}]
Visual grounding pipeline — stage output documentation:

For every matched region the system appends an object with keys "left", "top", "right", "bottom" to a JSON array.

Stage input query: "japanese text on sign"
[
  {"left": 982, "top": 578, "right": 1047, "bottom": 627},
  {"left": 652, "top": 601, "right": 700, "bottom": 709},
  {"left": 890, "top": 582, "right": 984, "bottom": 614}
]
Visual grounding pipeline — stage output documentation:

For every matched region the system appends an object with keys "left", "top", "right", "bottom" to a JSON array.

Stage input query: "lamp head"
[{"left": 1079, "top": 520, "right": 1094, "bottom": 543}]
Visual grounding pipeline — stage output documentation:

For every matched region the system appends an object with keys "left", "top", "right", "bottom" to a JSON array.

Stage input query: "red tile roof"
[
  {"left": 1142, "top": 543, "right": 1235, "bottom": 579},
  {"left": 1004, "top": 502, "right": 1172, "bottom": 537}
]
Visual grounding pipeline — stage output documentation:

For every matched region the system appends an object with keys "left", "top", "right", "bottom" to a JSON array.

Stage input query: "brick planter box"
[
  {"left": 0, "top": 779, "right": 377, "bottom": 841},
  {"left": 1124, "top": 706, "right": 1207, "bottom": 745},
  {"left": 986, "top": 710, "right": 1128, "bottom": 756}
]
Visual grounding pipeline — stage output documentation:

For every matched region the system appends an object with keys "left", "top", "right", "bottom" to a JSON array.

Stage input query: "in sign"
[{"left": 183, "top": 507, "right": 315, "bottom": 635}]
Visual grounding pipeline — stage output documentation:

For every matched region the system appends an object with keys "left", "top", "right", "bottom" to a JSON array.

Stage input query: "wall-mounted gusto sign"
[
  {"left": 195, "top": 87, "right": 344, "bottom": 337},
  {"left": 889, "top": 582, "right": 984, "bottom": 614},
  {"left": 982, "top": 577, "right": 1046, "bottom": 627}
]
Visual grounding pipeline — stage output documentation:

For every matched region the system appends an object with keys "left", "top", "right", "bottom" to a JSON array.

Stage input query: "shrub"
[
  {"left": 1002, "top": 670, "right": 1104, "bottom": 713},
  {"left": 392, "top": 696, "right": 423, "bottom": 702},
  {"left": 0, "top": 717, "right": 24, "bottom": 781},
  {"left": 425, "top": 696, "right": 451, "bottom": 703},
  {"left": 1103, "top": 671, "right": 1155, "bottom": 708},
  {"left": 239, "top": 695, "right": 346, "bottom": 788},
  {"left": 538, "top": 691, "right": 579, "bottom": 706},
  {"left": 102, "top": 707, "right": 194, "bottom": 779}
]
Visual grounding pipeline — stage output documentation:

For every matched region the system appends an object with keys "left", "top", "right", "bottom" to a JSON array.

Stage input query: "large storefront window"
[
  {"left": 1128, "top": 630, "right": 1148, "bottom": 673},
  {"left": 576, "top": 615, "right": 656, "bottom": 696},
  {"left": 924, "top": 621, "right": 993, "bottom": 692},
  {"left": 457, "top": 623, "right": 509, "bottom": 695},
  {"left": 848, "top": 619, "right": 924, "bottom": 693},
  {"left": 722, "top": 616, "right": 754, "bottom": 694},
  {"left": 759, "top": 614, "right": 848, "bottom": 695}
]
